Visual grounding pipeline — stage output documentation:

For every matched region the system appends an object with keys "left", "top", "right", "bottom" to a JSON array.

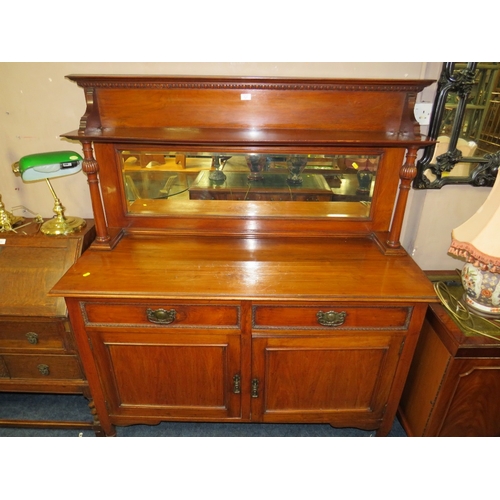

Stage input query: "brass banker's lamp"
[{"left": 12, "top": 151, "right": 86, "bottom": 236}]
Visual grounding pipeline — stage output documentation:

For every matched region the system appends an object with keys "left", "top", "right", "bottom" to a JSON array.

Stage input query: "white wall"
[
  {"left": 402, "top": 186, "right": 491, "bottom": 270},
  {"left": 0, "top": 62, "right": 491, "bottom": 270}
]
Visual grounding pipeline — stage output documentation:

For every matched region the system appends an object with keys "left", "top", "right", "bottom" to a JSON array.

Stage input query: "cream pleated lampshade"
[{"left": 449, "top": 173, "right": 500, "bottom": 272}]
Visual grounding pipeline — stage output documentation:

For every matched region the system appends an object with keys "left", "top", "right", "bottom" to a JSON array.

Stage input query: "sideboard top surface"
[{"left": 51, "top": 234, "right": 436, "bottom": 302}]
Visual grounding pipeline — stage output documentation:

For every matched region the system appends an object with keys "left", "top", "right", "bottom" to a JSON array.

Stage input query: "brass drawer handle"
[
  {"left": 316, "top": 310, "right": 347, "bottom": 327},
  {"left": 146, "top": 308, "right": 177, "bottom": 325},
  {"left": 26, "top": 332, "right": 39, "bottom": 344},
  {"left": 37, "top": 364, "right": 50, "bottom": 376}
]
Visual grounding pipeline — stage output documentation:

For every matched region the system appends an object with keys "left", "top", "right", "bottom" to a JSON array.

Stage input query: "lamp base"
[
  {"left": 463, "top": 294, "right": 500, "bottom": 319},
  {"left": 461, "top": 263, "right": 500, "bottom": 319},
  {"left": 41, "top": 216, "right": 86, "bottom": 236},
  {"left": 0, "top": 194, "right": 24, "bottom": 232},
  {"left": 0, "top": 211, "right": 24, "bottom": 232}
]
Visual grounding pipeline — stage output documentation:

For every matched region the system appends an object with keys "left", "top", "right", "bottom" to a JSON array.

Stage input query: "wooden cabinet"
[
  {"left": 50, "top": 75, "right": 437, "bottom": 436},
  {"left": 78, "top": 299, "right": 242, "bottom": 423},
  {"left": 0, "top": 220, "right": 101, "bottom": 432},
  {"left": 251, "top": 302, "right": 412, "bottom": 428},
  {"left": 57, "top": 235, "right": 432, "bottom": 437},
  {"left": 399, "top": 276, "right": 500, "bottom": 436}
]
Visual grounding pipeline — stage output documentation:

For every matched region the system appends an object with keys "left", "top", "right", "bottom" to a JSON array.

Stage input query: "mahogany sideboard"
[
  {"left": 0, "top": 219, "right": 102, "bottom": 433},
  {"left": 50, "top": 75, "right": 437, "bottom": 436}
]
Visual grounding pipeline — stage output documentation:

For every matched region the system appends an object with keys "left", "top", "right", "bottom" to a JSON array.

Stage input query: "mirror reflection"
[{"left": 121, "top": 151, "right": 379, "bottom": 217}]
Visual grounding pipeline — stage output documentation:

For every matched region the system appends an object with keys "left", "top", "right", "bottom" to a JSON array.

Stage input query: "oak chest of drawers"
[{"left": 0, "top": 219, "right": 99, "bottom": 431}]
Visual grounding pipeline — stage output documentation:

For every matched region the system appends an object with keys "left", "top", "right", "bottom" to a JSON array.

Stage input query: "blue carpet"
[{"left": 0, "top": 392, "right": 407, "bottom": 437}]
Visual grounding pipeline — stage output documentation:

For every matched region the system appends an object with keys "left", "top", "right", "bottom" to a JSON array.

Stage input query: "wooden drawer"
[
  {"left": 0, "top": 354, "right": 83, "bottom": 380},
  {"left": 81, "top": 301, "right": 241, "bottom": 329},
  {"left": 0, "top": 319, "right": 67, "bottom": 351},
  {"left": 252, "top": 304, "right": 412, "bottom": 331}
]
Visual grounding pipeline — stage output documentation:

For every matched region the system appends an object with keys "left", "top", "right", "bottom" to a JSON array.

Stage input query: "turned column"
[
  {"left": 387, "top": 145, "right": 419, "bottom": 249},
  {"left": 81, "top": 141, "right": 110, "bottom": 246}
]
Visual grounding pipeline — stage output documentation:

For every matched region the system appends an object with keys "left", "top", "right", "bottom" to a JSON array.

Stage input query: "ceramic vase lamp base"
[
  {"left": 459, "top": 262, "right": 500, "bottom": 319},
  {"left": 449, "top": 241, "right": 500, "bottom": 319}
]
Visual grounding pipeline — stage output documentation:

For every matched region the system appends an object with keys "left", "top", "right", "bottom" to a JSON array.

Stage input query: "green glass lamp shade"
[
  {"left": 14, "top": 150, "right": 86, "bottom": 235},
  {"left": 17, "top": 151, "right": 82, "bottom": 181}
]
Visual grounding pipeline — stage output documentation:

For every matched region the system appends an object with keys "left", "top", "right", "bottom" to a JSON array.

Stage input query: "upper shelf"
[
  {"left": 63, "top": 75, "right": 434, "bottom": 147},
  {"left": 62, "top": 127, "right": 433, "bottom": 148}
]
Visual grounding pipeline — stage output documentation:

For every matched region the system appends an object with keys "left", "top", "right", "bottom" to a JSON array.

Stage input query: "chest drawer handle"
[
  {"left": 37, "top": 364, "right": 50, "bottom": 376},
  {"left": 146, "top": 308, "right": 177, "bottom": 325},
  {"left": 316, "top": 310, "right": 347, "bottom": 327},
  {"left": 26, "top": 332, "right": 39, "bottom": 344}
]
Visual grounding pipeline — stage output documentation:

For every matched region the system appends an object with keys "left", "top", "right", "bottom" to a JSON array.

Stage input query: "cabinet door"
[
  {"left": 88, "top": 329, "right": 242, "bottom": 422},
  {"left": 251, "top": 334, "right": 404, "bottom": 429},
  {"left": 430, "top": 359, "right": 500, "bottom": 437}
]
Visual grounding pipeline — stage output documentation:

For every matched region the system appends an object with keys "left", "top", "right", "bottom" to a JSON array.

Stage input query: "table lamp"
[
  {"left": 12, "top": 151, "right": 86, "bottom": 236},
  {"left": 0, "top": 193, "right": 24, "bottom": 232},
  {"left": 448, "top": 172, "right": 500, "bottom": 318}
]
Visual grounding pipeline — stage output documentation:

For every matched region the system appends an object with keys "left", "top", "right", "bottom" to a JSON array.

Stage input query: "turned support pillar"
[
  {"left": 387, "top": 145, "right": 419, "bottom": 249},
  {"left": 81, "top": 141, "right": 110, "bottom": 246}
]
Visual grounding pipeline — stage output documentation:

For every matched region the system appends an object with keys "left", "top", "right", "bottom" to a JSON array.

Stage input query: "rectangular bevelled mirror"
[{"left": 121, "top": 151, "right": 379, "bottom": 218}]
